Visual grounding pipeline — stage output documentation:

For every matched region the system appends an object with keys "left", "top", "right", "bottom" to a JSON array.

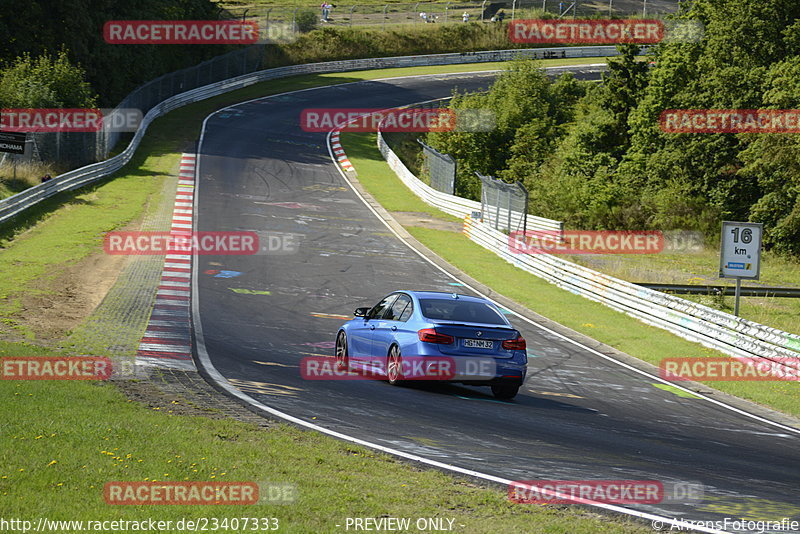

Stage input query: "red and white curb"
[
  {"left": 330, "top": 130, "right": 354, "bottom": 172},
  {"left": 136, "top": 153, "right": 196, "bottom": 371}
]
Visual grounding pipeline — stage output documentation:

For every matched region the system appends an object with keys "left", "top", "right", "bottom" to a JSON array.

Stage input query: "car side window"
[
  {"left": 368, "top": 294, "right": 398, "bottom": 319},
  {"left": 385, "top": 294, "right": 412, "bottom": 321},
  {"left": 398, "top": 298, "right": 413, "bottom": 321}
]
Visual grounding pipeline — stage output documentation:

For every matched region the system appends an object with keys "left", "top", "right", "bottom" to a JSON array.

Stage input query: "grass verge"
[
  {"left": 340, "top": 131, "right": 800, "bottom": 419},
  {"left": 0, "top": 58, "right": 653, "bottom": 531},
  {"left": 0, "top": 343, "right": 648, "bottom": 532}
]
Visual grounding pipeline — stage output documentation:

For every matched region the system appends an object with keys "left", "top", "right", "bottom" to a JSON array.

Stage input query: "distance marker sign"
[{"left": 719, "top": 221, "right": 762, "bottom": 280}]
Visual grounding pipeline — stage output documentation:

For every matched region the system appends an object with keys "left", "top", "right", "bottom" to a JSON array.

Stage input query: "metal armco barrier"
[
  {"left": 464, "top": 218, "right": 800, "bottom": 369},
  {"left": 641, "top": 283, "right": 800, "bottom": 298},
  {"left": 376, "top": 122, "right": 800, "bottom": 373},
  {"left": 0, "top": 45, "right": 619, "bottom": 226},
  {"left": 378, "top": 130, "right": 563, "bottom": 233}
]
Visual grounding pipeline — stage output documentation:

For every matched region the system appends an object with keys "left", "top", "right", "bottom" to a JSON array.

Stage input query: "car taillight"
[
  {"left": 502, "top": 336, "right": 526, "bottom": 350},
  {"left": 418, "top": 328, "right": 454, "bottom": 344}
]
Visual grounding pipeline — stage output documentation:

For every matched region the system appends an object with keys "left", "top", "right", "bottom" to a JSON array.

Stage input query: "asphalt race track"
[{"left": 192, "top": 67, "right": 800, "bottom": 531}]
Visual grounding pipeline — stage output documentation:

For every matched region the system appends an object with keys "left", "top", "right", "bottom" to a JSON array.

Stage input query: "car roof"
[{"left": 400, "top": 290, "right": 490, "bottom": 303}]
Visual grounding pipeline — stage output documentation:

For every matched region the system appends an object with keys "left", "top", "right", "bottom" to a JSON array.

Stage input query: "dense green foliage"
[
  {"left": 0, "top": 0, "right": 226, "bottom": 106},
  {"left": 295, "top": 10, "right": 319, "bottom": 33},
  {"left": 427, "top": 0, "right": 800, "bottom": 256},
  {"left": 263, "top": 22, "right": 523, "bottom": 67},
  {"left": 0, "top": 51, "right": 97, "bottom": 108}
]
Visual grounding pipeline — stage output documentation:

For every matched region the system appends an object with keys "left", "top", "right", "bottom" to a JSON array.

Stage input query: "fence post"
[
  {"left": 350, "top": 5, "right": 357, "bottom": 26},
  {"left": 507, "top": 185, "right": 512, "bottom": 232},
  {"left": 480, "top": 179, "right": 486, "bottom": 220},
  {"left": 481, "top": 0, "right": 487, "bottom": 21},
  {"left": 495, "top": 187, "right": 501, "bottom": 230},
  {"left": 518, "top": 181, "right": 529, "bottom": 237},
  {"left": 383, "top": 4, "right": 389, "bottom": 29},
  {"left": 511, "top": 0, "right": 517, "bottom": 21},
  {"left": 444, "top": 2, "right": 451, "bottom": 23}
]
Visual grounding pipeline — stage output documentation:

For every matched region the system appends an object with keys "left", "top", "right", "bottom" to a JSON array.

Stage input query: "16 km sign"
[{"left": 719, "top": 221, "right": 762, "bottom": 280}]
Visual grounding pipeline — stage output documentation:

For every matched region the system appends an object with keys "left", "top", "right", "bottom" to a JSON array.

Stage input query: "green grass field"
[
  {"left": 0, "top": 342, "right": 650, "bottom": 532},
  {"left": 340, "top": 131, "right": 800, "bottom": 419},
  {"left": 0, "top": 58, "right": 655, "bottom": 532}
]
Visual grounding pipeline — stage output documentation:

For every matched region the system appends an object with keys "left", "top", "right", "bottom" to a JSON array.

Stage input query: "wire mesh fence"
[
  {"left": 225, "top": 0, "right": 680, "bottom": 31},
  {"left": 477, "top": 171, "right": 528, "bottom": 234},
  {"left": 4, "top": 0, "right": 679, "bottom": 172},
  {"left": 418, "top": 139, "right": 456, "bottom": 195},
  {"left": 4, "top": 45, "right": 266, "bottom": 172}
]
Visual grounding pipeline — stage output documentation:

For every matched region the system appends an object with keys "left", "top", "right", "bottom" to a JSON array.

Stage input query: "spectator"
[
  {"left": 497, "top": 10, "right": 505, "bottom": 22},
  {"left": 462, "top": 11, "right": 470, "bottom": 22},
  {"left": 420, "top": 11, "right": 428, "bottom": 22},
  {"left": 559, "top": 2, "right": 565, "bottom": 14},
  {"left": 321, "top": 2, "right": 331, "bottom": 21},
  {"left": 41, "top": 174, "right": 52, "bottom": 183}
]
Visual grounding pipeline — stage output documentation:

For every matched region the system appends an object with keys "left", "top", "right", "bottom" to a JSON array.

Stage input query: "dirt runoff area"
[{"left": 10, "top": 252, "right": 130, "bottom": 344}]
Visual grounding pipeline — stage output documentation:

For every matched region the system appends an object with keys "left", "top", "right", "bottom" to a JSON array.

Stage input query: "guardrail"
[
  {"left": 0, "top": 45, "right": 621, "bottom": 226},
  {"left": 376, "top": 120, "right": 800, "bottom": 373},
  {"left": 376, "top": 95, "right": 569, "bottom": 233},
  {"left": 640, "top": 283, "right": 800, "bottom": 298},
  {"left": 378, "top": 127, "right": 563, "bottom": 233}
]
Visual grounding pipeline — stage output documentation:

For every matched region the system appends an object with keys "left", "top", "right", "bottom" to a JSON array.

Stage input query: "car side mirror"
[{"left": 354, "top": 307, "right": 370, "bottom": 317}]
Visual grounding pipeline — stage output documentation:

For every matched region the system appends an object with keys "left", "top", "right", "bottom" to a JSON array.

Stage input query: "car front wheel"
[{"left": 335, "top": 331, "right": 349, "bottom": 370}]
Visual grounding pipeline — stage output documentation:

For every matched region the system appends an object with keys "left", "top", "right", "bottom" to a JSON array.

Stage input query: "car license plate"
[{"left": 464, "top": 338, "right": 493, "bottom": 349}]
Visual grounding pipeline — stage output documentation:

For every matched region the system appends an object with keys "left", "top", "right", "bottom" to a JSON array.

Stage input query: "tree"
[
  {"left": 426, "top": 59, "right": 573, "bottom": 200},
  {"left": 0, "top": 50, "right": 97, "bottom": 108}
]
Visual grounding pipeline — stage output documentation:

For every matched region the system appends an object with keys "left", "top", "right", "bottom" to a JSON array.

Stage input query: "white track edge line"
[
  {"left": 327, "top": 104, "right": 800, "bottom": 437},
  {"left": 190, "top": 69, "right": 738, "bottom": 534}
]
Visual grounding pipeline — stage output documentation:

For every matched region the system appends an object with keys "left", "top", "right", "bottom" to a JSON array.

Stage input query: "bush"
[
  {"left": 0, "top": 50, "right": 96, "bottom": 108},
  {"left": 296, "top": 10, "right": 319, "bottom": 33}
]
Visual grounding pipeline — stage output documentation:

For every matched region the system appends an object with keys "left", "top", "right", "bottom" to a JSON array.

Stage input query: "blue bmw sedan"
[{"left": 335, "top": 291, "right": 528, "bottom": 399}]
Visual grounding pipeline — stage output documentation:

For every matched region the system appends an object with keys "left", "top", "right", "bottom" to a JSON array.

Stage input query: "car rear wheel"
[
  {"left": 387, "top": 345, "right": 404, "bottom": 386},
  {"left": 491, "top": 384, "right": 519, "bottom": 400},
  {"left": 335, "top": 331, "right": 349, "bottom": 370}
]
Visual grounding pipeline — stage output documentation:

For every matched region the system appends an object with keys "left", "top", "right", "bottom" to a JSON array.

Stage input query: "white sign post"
[{"left": 719, "top": 221, "right": 763, "bottom": 316}]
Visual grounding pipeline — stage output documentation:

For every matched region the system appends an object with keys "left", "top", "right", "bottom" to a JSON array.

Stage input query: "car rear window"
[{"left": 419, "top": 299, "right": 507, "bottom": 325}]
